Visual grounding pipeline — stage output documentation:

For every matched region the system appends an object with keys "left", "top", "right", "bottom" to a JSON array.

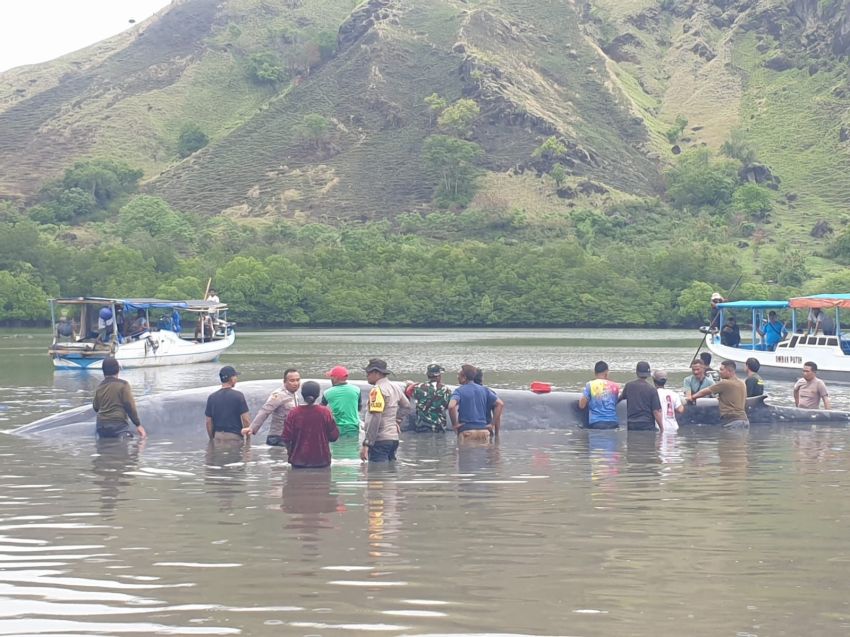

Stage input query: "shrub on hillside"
[
  {"left": 177, "top": 123, "right": 209, "bottom": 158},
  {"left": 422, "top": 134, "right": 482, "bottom": 207},
  {"left": 666, "top": 148, "right": 739, "bottom": 210},
  {"left": 247, "top": 51, "right": 285, "bottom": 84},
  {"left": 437, "top": 98, "right": 480, "bottom": 138}
]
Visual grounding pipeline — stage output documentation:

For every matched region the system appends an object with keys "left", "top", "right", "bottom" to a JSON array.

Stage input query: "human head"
[
  {"left": 300, "top": 380, "right": 321, "bottom": 405},
  {"left": 458, "top": 364, "right": 478, "bottom": 384},
  {"left": 325, "top": 365, "right": 349, "bottom": 385},
  {"left": 102, "top": 357, "right": 120, "bottom": 376},
  {"left": 426, "top": 363, "right": 445, "bottom": 380},
  {"left": 593, "top": 360, "right": 609, "bottom": 376},
  {"left": 635, "top": 361, "right": 651, "bottom": 378},
  {"left": 711, "top": 292, "right": 723, "bottom": 303},
  {"left": 768, "top": 311, "right": 777, "bottom": 320},
  {"left": 699, "top": 352, "right": 712, "bottom": 367},
  {"left": 473, "top": 367, "right": 483, "bottom": 385},
  {"left": 652, "top": 368, "right": 667, "bottom": 386},
  {"left": 803, "top": 361, "right": 818, "bottom": 377},
  {"left": 746, "top": 357, "right": 760, "bottom": 373},
  {"left": 690, "top": 359, "right": 705, "bottom": 377},
  {"left": 219, "top": 365, "right": 238, "bottom": 385},
  {"left": 283, "top": 368, "right": 301, "bottom": 392},
  {"left": 719, "top": 359, "right": 737, "bottom": 379},
  {"left": 364, "top": 358, "right": 391, "bottom": 384}
]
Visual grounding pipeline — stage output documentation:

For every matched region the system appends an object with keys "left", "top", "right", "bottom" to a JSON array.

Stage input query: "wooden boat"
[{"left": 48, "top": 297, "right": 235, "bottom": 370}]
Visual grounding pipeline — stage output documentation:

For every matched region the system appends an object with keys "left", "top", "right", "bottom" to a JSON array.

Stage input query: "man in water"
[
  {"left": 700, "top": 352, "right": 720, "bottom": 382},
  {"left": 405, "top": 363, "right": 452, "bottom": 433},
  {"left": 361, "top": 358, "right": 410, "bottom": 462},
  {"left": 683, "top": 359, "right": 714, "bottom": 401},
  {"left": 578, "top": 360, "right": 620, "bottom": 429},
  {"left": 321, "top": 365, "right": 362, "bottom": 436},
  {"left": 793, "top": 362, "right": 830, "bottom": 410},
  {"left": 652, "top": 369, "right": 683, "bottom": 432},
  {"left": 244, "top": 368, "right": 301, "bottom": 446},
  {"left": 618, "top": 361, "right": 663, "bottom": 432},
  {"left": 449, "top": 364, "right": 504, "bottom": 443},
  {"left": 745, "top": 357, "right": 764, "bottom": 397},
  {"left": 690, "top": 359, "right": 749, "bottom": 429},
  {"left": 206, "top": 366, "right": 251, "bottom": 443},
  {"left": 93, "top": 357, "right": 147, "bottom": 439}
]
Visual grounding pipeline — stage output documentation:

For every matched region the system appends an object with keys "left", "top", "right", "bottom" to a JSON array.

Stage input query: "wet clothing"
[
  {"left": 205, "top": 387, "right": 249, "bottom": 436},
  {"left": 619, "top": 378, "right": 661, "bottom": 430},
  {"left": 249, "top": 386, "right": 299, "bottom": 444},
  {"left": 794, "top": 377, "right": 829, "bottom": 409},
  {"left": 321, "top": 383, "right": 362, "bottom": 435},
  {"left": 362, "top": 377, "right": 410, "bottom": 448},
  {"left": 657, "top": 387, "right": 682, "bottom": 431},
  {"left": 707, "top": 378, "right": 748, "bottom": 425},
  {"left": 450, "top": 383, "right": 498, "bottom": 432},
  {"left": 745, "top": 374, "right": 764, "bottom": 397},
  {"left": 582, "top": 378, "right": 620, "bottom": 427},
  {"left": 405, "top": 380, "right": 452, "bottom": 432},
  {"left": 684, "top": 374, "right": 714, "bottom": 397},
  {"left": 459, "top": 429, "right": 491, "bottom": 443},
  {"left": 93, "top": 376, "right": 141, "bottom": 437},
  {"left": 282, "top": 404, "right": 340, "bottom": 468}
]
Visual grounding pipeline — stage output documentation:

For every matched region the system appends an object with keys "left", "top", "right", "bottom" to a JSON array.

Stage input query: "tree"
[
  {"left": 247, "top": 51, "right": 284, "bottom": 85},
  {"left": 424, "top": 93, "right": 448, "bottom": 126},
  {"left": 422, "top": 134, "right": 483, "bottom": 206},
  {"left": 532, "top": 136, "right": 568, "bottom": 160},
  {"left": 118, "top": 196, "right": 194, "bottom": 246},
  {"left": 676, "top": 281, "right": 715, "bottom": 324},
  {"left": 666, "top": 148, "right": 739, "bottom": 210},
  {"left": 177, "top": 123, "right": 209, "bottom": 158},
  {"left": 665, "top": 114, "right": 688, "bottom": 144},
  {"left": 296, "top": 113, "right": 333, "bottom": 150},
  {"left": 761, "top": 244, "right": 810, "bottom": 287},
  {"left": 0, "top": 270, "right": 49, "bottom": 321},
  {"left": 549, "top": 164, "right": 567, "bottom": 189},
  {"left": 29, "top": 187, "right": 96, "bottom": 224},
  {"left": 733, "top": 183, "right": 772, "bottom": 221},
  {"left": 437, "top": 98, "right": 480, "bottom": 137},
  {"left": 60, "top": 159, "right": 142, "bottom": 209}
]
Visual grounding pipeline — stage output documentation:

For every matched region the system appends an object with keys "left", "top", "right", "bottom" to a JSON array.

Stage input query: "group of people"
[{"left": 579, "top": 352, "right": 831, "bottom": 432}]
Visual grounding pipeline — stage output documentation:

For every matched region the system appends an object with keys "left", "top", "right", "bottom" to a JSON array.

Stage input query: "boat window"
[
  {"left": 818, "top": 337, "right": 827, "bottom": 346},
  {"left": 827, "top": 337, "right": 838, "bottom": 347},
  {"left": 788, "top": 335, "right": 798, "bottom": 347}
]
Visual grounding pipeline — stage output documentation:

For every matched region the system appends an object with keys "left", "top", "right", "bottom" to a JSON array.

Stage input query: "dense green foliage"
[{"left": 177, "top": 123, "right": 210, "bottom": 158}]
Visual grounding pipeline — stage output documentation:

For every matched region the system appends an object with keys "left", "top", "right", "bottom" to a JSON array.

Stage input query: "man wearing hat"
[
  {"left": 404, "top": 363, "right": 452, "bottom": 433},
  {"left": 244, "top": 368, "right": 301, "bottom": 445},
  {"left": 206, "top": 365, "right": 251, "bottom": 443},
  {"left": 618, "top": 361, "right": 664, "bottom": 432},
  {"left": 710, "top": 292, "right": 724, "bottom": 329},
  {"left": 652, "top": 369, "right": 683, "bottom": 432},
  {"left": 321, "top": 366, "right": 362, "bottom": 436},
  {"left": 360, "top": 358, "right": 410, "bottom": 462}
]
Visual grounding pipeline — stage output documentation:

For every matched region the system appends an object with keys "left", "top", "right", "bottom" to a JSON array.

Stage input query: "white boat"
[
  {"left": 703, "top": 296, "right": 850, "bottom": 382},
  {"left": 48, "top": 297, "right": 235, "bottom": 370}
]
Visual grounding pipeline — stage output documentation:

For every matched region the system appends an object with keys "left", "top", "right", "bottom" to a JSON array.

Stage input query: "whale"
[{"left": 9, "top": 379, "right": 850, "bottom": 443}]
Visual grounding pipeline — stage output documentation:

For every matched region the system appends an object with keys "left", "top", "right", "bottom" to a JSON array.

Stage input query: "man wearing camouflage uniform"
[{"left": 405, "top": 363, "right": 452, "bottom": 433}]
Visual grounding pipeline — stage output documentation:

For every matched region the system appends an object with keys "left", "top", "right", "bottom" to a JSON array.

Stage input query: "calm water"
[{"left": 1, "top": 328, "right": 849, "bottom": 636}]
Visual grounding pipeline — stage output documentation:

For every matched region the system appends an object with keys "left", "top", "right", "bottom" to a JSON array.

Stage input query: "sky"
[{"left": 0, "top": 0, "right": 172, "bottom": 73}]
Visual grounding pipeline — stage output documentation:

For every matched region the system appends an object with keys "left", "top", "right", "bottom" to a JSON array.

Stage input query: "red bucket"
[{"left": 530, "top": 381, "right": 552, "bottom": 394}]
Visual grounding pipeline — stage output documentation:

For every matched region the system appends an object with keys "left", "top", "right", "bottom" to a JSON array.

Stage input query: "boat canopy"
[
  {"left": 49, "top": 297, "right": 227, "bottom": 312},
  {"left": 789, "top": 294, "right": 850, "bottom": 309},
  {"left": 716, "top": 300, "right": 789, "bottom": 310}
]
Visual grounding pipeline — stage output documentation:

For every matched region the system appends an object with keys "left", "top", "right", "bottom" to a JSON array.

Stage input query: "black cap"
[
  {"left": 426, "top": 363, "right": 445, "bottom": 377},
  {"left": 219, "top": 365, "right": 238, "bottom": 382},
  {"left": 364, "top": 358, "right": 391, "bottom": 374},
  {"left": 636, "top": 361, "right": 651, "bottom": 378}
]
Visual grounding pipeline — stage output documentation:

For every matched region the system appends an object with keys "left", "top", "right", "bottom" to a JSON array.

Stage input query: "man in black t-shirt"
[
  {"left": 205, "top": 365, "right": 251, "bottom": 443},
  {"left": 744, "top": 357, "right": 764, "bottom": 397},
  {"left": 618, "top": 361, "right": 663, "bottom": 432}
]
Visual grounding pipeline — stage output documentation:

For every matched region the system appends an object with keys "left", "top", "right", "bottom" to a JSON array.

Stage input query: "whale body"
[{"left": 9, "top": 379, "right": 850, "bottom": 443}]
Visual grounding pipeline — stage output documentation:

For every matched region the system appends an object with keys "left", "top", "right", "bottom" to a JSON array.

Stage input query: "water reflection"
[
  {"left": 91, "top": 437, "right": 144, "bottom": 518},
  {"left": 204, "top": 441, "right": 252, "bottom": 512}
]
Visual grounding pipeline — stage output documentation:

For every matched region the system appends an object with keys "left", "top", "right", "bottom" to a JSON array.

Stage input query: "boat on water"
[
  {"left": 703, "top": 295, "right": 850, "bottom": 382},
  {"left": 48, "top": 297, "right": 235, "bottom": 370}
]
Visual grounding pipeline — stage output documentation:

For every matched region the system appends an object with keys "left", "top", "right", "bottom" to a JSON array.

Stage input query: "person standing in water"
[
  {"left": 578, "top": 360, "right": 620, "bottom": 430},
  {"left": 321, "top": 365, "right": 362, "bottom": 436},
  {"left": 206, "top": 366, "right": 251, "bottom": 443},
  {"left": 244, "top": 368, "right": 301, "bottom": 446},
  {"left": 93, "top": 357, "right": 147, "bottom": 439},
  {"left": 282, "top": 381, "right": 340, "bottom": 468}
]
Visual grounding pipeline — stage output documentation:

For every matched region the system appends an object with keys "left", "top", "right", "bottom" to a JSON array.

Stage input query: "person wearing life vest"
[{"left": 360, "top": 358, "right": 411, "bottom": 462}]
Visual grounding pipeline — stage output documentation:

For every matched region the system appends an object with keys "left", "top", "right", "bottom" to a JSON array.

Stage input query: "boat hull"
[{"left": 50, "top": 330, "right": 235, "bottom": 370}]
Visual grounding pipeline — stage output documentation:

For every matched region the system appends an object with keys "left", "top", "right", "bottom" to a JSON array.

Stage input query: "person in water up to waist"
[
  {"left": 617, "top": 361, "right": 663, "bottom": 432},
  {"left": 405, "top": 363, "right": 452, "bottom": 433},
  {"left": 244, "top": 368, "right": 301, "bottom": 446},
  {"left": 578, "top": 360, "right": 620, "bottom": 430},
  {"left": 206, "top": 366, "right": 251, "bottom": 443},
  {"left": 360, "top": 358, "right": 410, "bottom": 462},
  {"left": 690, "top": 359, "right": 749, "bottom": 429},
  {"left": 794, "top": 361, "right": 830, "bottom": 410},
  {"left": 683, "top": 359, "right": 714, "bottom": 400},
  {"left": 92, "top": 357, "right": 147, "bottom": 439},
  {"left": 449, "top": 364, "right": 504, "bottom": 443},
  {"left": 321, "top": 365, "right": 362, "bottom": 436}
]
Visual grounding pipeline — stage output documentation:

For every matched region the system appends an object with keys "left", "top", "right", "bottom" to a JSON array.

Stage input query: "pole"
[
  {"left": 689, "top": 273, "right": 745, "bottom": 364},
  {"left": 203, "top": 277, "right": 212, "bottom": 300}
]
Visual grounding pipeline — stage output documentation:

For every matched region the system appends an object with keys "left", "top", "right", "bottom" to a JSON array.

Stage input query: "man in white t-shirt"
[{"left": 653, "top": 369, "right": 683, "bottom": 431}]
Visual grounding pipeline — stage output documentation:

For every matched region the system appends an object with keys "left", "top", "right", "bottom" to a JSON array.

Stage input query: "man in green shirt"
[{"left": 321, "top": 365, "right": 362, "bottom": 436}]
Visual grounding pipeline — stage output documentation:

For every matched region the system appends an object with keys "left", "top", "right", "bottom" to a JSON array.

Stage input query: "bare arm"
[
  {"left": 578, "top": 395, "right": 588, "bottom": 409},
  {"left": 448, "top": 399, "right": 459, "bottom": 431},
  {"left": 206, "top": 416, "right": 214, "bottom": 440},
  {"left": 654, "top": 409, "right": 664, "bottom": 433},
  {"left": 491, "top": 398, "right": 504, "bottom": 435}
]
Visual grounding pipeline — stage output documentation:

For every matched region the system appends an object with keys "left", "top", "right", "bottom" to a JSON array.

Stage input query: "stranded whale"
[{"left": 10, "top": 379, "right": 850, "bottom": 441}]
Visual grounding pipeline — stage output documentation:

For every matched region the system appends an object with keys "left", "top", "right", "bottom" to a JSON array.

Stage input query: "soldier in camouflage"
[{"left": 405, "top": 363, "right": 452, "bottom": 433}]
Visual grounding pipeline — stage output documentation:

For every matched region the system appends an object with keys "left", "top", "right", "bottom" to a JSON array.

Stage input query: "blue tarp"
[{"left": 717, "top": 300, "right": 789, "bottom": 309}]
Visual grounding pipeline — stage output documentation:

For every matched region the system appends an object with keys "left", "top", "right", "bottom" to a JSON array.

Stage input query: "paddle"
[{"left": 689, "top": 273, "right": 744, "bottom": 365}]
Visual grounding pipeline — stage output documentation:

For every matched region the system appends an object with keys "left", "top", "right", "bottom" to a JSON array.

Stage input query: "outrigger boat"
[
  {"left": 48, "top": 297, "right": 235, "bottom": 370},
  {"left": 703, "top": 295, "right": 850, "bottom": 382}
]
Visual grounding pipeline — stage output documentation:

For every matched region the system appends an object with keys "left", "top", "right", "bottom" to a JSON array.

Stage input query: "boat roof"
[
  {"left": 717, "top": 300, "right": 789, "bottom": 309},
  {"left": 50, "top": 297, "right": 227, "bottom": 312},
  {"left": 789, "top": 294, "right": 850, "bottom": 309}
]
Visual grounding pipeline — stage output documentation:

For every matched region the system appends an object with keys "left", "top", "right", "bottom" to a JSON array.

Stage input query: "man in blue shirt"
[
  {"left": 578, "top": 360, "right": 620, "bottom": 429},
  {"left": 449, "top": 364, "right": 503, "bottom": 443}
]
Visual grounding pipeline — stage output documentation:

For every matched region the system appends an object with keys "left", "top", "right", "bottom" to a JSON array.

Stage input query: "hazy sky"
[{"left": 0, "top": 0, "right": 172, "bottom": 73}]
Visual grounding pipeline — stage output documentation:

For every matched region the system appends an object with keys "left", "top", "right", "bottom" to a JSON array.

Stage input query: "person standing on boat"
[
  {"left": 97, "top": 307, "right": 114, "bottom": 344},
  {"left": 361, "top": 358, "right": 411, "bottom": 462},
  {"left": 282, "top": 381, "right": 340, "bottom": 468},
  {"left": 93, "top": 357, "right": 147, "bottom": 439},
  {"left": 709, "top": 292, "right": 724, "bottom": 329},
  {"left": 321, "top": 365, "right": 362, "bottom": 436},
  {"left": 689, "top": 360, "right": 749, "bottom": 429},
  {"left": 617, "top": 361, "right": 664, "bottom": 432},
  {"left": 794, "top": 362, "right": 830, "bottom": 410},
  {"left": 683, "top": 359, "right": 714, "bottom": 401},
  {"left": 244, "top": 368, "right": 301, "bottom": 446},
  {"left": 206, "top": 366, "right": 251, "bottom": 443},
  {"left": 758, "top": 311, "right": 787, "bottom": 351},
  {"left": 405, "top": 363, "right": 452, "bottom": 433},
  {"left": 745, "top": 357, "right": 764, "bottom": 397},
  {"left": 652, "top": 369, "right": 683, "bottom": 431},
  {"left": 578, "top": 360, "right": 621, "bottom": 429}
]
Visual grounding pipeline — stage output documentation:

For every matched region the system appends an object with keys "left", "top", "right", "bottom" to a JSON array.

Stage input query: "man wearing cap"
[
  {"left": 578, "top": 360, "right": 620, "bottom": 429},
  {"left": 243, "top": 368, "right": 301, "bottom": 446},
  {"left": 690, "top": 359, "right": 749, "bottom": 428},
  {"left": 449, "top": 364, "right": 504, "bottom": 443},
  {"left": 652, "top": 369, "right": 683, "bottom": 432},
  {"left": 618, "top": 362, "right": 664, "bottom": 432},
  {"left": 405, "top": 363, "right": 452, "bottom": 433},
  {"left": 93, "top": 357, "right": 147, "bottom": 439},
  {"left": 206, "top": 365, "right": 251, "bottom": 443},
  {"left": 321, "top": 366, "right": 362, "bottom": 436},
  {"left": 361, "top": 358, "right": 411, "bottom": 462}
]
